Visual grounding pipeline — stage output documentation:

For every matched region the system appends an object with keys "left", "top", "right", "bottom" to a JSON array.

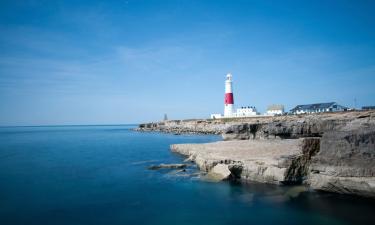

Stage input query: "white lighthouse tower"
[{"left": 224, "top": 73, "right": 234, "bottom": 117}]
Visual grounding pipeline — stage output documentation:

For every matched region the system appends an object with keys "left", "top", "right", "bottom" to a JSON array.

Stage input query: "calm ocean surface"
[{"left": 0, "top": 125, "right": 374, "bottom": 225}]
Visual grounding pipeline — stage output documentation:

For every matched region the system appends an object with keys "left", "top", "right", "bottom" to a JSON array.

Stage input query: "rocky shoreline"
[
  {"left": 137, "top": 111, "right": 375, "bottom": 198},
  {"left": 171, "top": 138, "right": 320, "bottom": 184}
]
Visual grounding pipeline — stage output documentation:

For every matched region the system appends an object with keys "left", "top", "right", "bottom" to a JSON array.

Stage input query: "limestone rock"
[
  {"left": 206, "top": 164, "right": 231, "bottom": 181},
  {"left": 307, "top": 128, "right": 375, "bottom": 197},
  {"left": 141, "top": 111, "right": 375, "bottom": 198},
  {"left": 137, "top": 111, "right": 375, "bottom": 137},
  {"left": 148, "top": 163, "right": 187, "bottom": 170},
  {"left": 171, "top": 138, "right": 319, "bottom": 185}
]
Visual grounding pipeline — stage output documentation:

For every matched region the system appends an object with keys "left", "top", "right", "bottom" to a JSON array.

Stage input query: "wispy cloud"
[{"left": 116, "top": 45, "right": 205, "bottom": 73}]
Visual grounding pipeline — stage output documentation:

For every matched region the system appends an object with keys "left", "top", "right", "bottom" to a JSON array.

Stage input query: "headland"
[{"left": 137, "top": 110, "right": 375, "bottom": 198}]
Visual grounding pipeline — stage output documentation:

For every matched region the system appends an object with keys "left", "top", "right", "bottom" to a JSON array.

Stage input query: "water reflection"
[{"left": 227, "top": 181, "right": 375, "bottom": 225}]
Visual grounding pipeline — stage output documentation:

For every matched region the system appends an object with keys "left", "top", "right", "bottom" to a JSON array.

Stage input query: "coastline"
[{"left": 137, "top": 110, "right": 375, "bottom": 198}]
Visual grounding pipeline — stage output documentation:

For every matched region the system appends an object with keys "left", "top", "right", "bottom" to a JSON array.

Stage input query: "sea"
[{"left": 0, "top": 125, "right": 374, "bottom": 225}]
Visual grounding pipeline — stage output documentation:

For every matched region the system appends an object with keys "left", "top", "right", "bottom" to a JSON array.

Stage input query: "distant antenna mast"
[
  {"left": 164, "top": 113, "right": 168, "bottom": 121},
  {"left": 354, "top": 98, "right": 357, "bottom": 110}
]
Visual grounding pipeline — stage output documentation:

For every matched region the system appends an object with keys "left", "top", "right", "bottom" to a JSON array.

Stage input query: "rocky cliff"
[
  {"left": 171, "top": 138, "right": 320, "bottom": 185},
  {"left": 138, "top": 111, "right": 375, "bottom": 198},
  {"left": 137, "top": 119, "right": 229, "bottom": 134},
  {"left": 137, "top": 111, "right": 373, "bottom": 136},
  {"left": 219, "top": 111, "right": 375, "bottom": 197},
  {"left": 308, "top": 129, "right": 375, "bottom": 197}
]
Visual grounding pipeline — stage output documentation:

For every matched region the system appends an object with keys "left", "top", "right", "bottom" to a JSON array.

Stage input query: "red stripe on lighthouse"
[{"left": 224, "top": 93, "right": 234, "bottom": 104}]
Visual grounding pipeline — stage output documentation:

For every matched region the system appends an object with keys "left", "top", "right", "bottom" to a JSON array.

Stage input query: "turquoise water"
[{"left": 0, "top": 125, "right": 374, "bottom": 225}]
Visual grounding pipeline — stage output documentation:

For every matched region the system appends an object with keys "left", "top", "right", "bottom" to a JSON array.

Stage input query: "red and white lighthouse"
[{"left": 224, "top": 73, "right": 234, "bottom": 117}]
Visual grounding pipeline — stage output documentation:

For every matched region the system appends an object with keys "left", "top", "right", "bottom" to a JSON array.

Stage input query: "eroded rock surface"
[
  {"left": 137, "top": 111, "right": 374, "bottom": 137},
  {"left": 222, "top": 111, "right": 375, "bottom": 140},
  {"left": 171, "top": 138, "right": 320, "bottom": 185},
  {"left": 139, "top": 111, "right": 375, "bottom": 198},
  {"left": 206, "top": 164, "right": 232, "bottom": 181},
  {"left": 308, "top": 129, "right": 375, "bottom": 197},
  {"left": 170, "top": 119, "right": 375, "bottom": 197}
]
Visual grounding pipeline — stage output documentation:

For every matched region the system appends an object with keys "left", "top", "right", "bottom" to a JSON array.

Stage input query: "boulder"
[{"left": 206, "top": 164, "right": 232, "bottom": 181}]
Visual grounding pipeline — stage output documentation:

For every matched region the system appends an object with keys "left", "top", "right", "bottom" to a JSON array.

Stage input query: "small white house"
[
  {"left": 290, "top": 102, "right": 348, "bottom": 114},
  {"left": 266, "top": 104, "right": 284, "bottom": 116},
  {"left": 235, "top": 106, "right": 259, "bottom": 117}
]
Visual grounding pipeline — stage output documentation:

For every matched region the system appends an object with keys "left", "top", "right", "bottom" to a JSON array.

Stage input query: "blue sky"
[{"left": 0, "top": 0, "right": 374, "bottom": 125}]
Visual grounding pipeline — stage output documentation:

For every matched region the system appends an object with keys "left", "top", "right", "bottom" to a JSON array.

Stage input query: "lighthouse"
[
  {"left": 224, "top": 73, "right": 234, "bottom": 117},
  {"left": 210, "top": 73, "right": 260, "bottom": 119}
]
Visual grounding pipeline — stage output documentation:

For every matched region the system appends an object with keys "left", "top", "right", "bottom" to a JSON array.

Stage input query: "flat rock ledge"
[
  {"left": 171, "top": 138, "right": 320, "bottom": 185},
  {"left": 171, "top": 137, "right": 375, "bottom": 198}
]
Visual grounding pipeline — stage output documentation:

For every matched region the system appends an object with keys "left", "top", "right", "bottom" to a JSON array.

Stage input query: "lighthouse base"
[{"left": 224, "top": 104, "right": 234, "bottom": 117}]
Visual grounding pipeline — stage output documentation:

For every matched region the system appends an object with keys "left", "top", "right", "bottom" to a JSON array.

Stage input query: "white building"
[
  {"left": 266, "top": 104, "right": 284, "bottom": 116},
  {"left": 290, "top": 102, "right": 348, "bottom": 114},
  {"left": 235, "top": 106, "right": 259, "bottom": 117}
]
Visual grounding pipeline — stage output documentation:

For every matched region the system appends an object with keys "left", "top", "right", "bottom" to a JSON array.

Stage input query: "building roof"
[
  {"left": 267, "top": 104, "right": 284, "bottom": 111},
  {"left": 362, "top": 106, "right": 375, "bottom": 110},
  {"left": 291, "top": 102, "right": 347, "bottom": 112}
]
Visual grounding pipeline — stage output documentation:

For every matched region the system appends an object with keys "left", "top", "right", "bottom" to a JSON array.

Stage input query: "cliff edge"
[{"left": 138, "top": 111, "right": 375, "bottom": 198}]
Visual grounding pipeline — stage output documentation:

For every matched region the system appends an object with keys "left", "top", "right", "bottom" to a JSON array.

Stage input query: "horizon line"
[{"left": 0, "top": 123, "right": 139, "bottom": 128}]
